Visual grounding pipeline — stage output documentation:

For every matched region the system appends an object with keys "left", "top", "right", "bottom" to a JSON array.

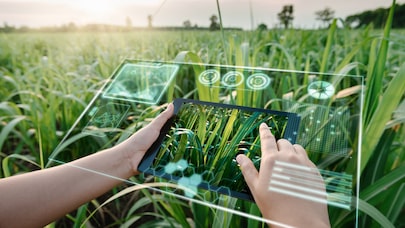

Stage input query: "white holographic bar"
[{"left": 269, "top": 160, "right": 352, "bottom": 210}]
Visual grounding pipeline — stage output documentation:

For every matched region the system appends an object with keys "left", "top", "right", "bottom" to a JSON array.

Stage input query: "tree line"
[
  {"left": 1, "top": 3, "right": 404, "bottom": 33},
  {"left": 274, "top": 3, "right": 405, "bottom": 29},
  {"left": 346, "top": 3, "right": 405, "bottom": 28},
  {"left": 0, "top": 14, "right": 241, "bottom": 33}
]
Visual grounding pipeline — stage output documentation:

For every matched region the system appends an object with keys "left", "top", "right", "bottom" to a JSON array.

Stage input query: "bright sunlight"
[{"left": 73, "top": 0, "right": 114, "bottom": 15}]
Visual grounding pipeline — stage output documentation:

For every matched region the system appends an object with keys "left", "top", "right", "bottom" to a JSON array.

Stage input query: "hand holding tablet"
[{"left": 139, "top": 98, "right": 301, "bottom": 201}]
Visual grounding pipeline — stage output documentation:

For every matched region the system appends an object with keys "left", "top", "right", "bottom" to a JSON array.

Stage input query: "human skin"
[
  {"left": 0, "top": 103, "right": 174, "bottom": 228},
  {"left": 236, "top": 123, "right": 331, "bottom": 228}
]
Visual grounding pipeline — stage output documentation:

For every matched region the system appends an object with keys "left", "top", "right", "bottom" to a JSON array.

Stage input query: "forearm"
[
  {"left": 0, "top": 104, "right": 173, "bottom": 227},
  {"left": 0, "top": 147, "right": 133, "bottom": 227}
]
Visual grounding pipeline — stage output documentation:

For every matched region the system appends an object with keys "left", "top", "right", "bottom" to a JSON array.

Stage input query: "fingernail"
[
  {"left": 260, "top": 122, "right": 273, "bottom": 134},
  {"left": 236, "top": 154, "right": 243, "bottom": 164},
  {"left": 235, "top": 155, "right": 243, "bottom": 170},
  {"left": 166, "top": 103, "right": 173, "bottom": 111}
]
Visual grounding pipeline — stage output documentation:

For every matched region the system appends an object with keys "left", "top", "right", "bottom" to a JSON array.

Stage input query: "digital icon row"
[
  {"left": 198, "top": 69, "right": 271, "bottom": 90},
  {"left": 199, "top": 70, "right": 336, "bottom": 100}
]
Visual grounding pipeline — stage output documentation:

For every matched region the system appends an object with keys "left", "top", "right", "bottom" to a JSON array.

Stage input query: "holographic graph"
[{"left": 83, "top": 103, "right": 130, "bottom": 135}]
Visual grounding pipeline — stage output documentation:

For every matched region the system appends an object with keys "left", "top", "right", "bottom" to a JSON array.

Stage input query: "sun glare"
[{"left": 74, "top": 0, "right": 114, "bottom": 15}]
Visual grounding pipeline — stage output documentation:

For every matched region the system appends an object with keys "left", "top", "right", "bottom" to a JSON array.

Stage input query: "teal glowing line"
[
  {"left": 323, "top": 178, "right": 352, "bottom": 188},
  {"left": 274, "top": 161, "right": 353, "bottom": 188},
  {"left": 270, "top": 179, "right": 328, "bottom": 197},
  {"left": 269, "top": 186, "right": 351, "bottom": 210},
  {"left": 273, "top": 168, "right": 352, "bottom": 192},
  {"left": 319, "top": 169, "right": 353, "bottom": 180},
  {"left": 272, "top": 173, "right": 325, "bottom": 189},
  {"left": 275, "top": 160, "right": 312, "bottom": 171},
  {"left": 273, "top": 167, "right": 322, "bottom": 182},
  {"left": 276, "top": 161, "right": 352, "bottom": 180},
  {"left": 269, "top": 186, "right": 328, "bottom": 204},
  {"left": 271, "top": 161, "right": 353, "bottom": 209}
]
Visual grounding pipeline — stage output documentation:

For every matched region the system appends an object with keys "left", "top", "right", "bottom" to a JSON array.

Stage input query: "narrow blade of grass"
[{"left": 363, "top": 1, "right": 395, "bottom": 126}]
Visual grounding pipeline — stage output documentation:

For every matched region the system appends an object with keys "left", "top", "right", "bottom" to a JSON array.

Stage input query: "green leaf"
[
  {"left": 386, "top": 183, "right": 405, "bottom": 223},
  {"left": 361, "top": 129, "right": 396, "bottom": 188},
  {"left": 0, "top": 116, "right": 26, "bottom": 152},
  {"left": 2, "top": 154, "right": 39, "bottom": 177},
  {"left": 363, "top": 1, "right": 395, "bottom": 126},
  {"left": 320, "top": 19, "right": 337, "bottom": 73},
  {"left": 360, "top": 164, "right": 405, "bottom": 201},
  {"left": 386, "top": 98, "right": 405, "bottom": 128},
  {"left": 212, "top": 196, "right": 237, "bottom": 227},
  {"left": 81, "top": 182, "right": 182, "bottom": 228},
  {"left": 361, "top": 63, "right": 405, "bottom": 172},
  {"left": 358, "top": 198, "right": 395, "bottom": 228},
  {"left": 73, "top": 204, "right": 89, "bottom": 228}
]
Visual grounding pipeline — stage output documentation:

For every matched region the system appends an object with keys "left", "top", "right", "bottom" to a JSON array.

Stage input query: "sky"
[{"left": 0, "top": 0, "right": 402, "bottom": 30}]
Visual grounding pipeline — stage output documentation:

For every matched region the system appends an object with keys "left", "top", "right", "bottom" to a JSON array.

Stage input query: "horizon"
[{"left": 0, "top": 0, "right": 403, "bottom": 30}]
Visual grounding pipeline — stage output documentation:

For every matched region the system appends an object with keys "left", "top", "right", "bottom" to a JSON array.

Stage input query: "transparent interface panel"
[
  {"left": 103, "top": 62, "right": 179, "bottom": 104},
  {"left": 49, "top": 59, "right": 363, "bottom": 227}
]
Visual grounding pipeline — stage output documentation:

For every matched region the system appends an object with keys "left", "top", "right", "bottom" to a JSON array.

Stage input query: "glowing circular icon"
[
  {"left": 307, "top": 81, "right": 335, "bottom": 99},
  {"left": 222, "top": 71, "right": 244, "bottom": 87},
  {"left": 246, "top": 73, "right": 271, "bottom": 90},
  {"left": 199, "top": 69, "right": 220, "bottom": 85}
]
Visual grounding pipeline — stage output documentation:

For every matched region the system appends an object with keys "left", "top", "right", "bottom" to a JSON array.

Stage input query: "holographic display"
[
  {"left": 308, "top": 81, "right": 335, "bottom": 99},
  {"left": 270, "top": 160, "right": 352, "bottom": 210},
  {"left": 103, "top": 62, "right": 179, "bottom": 104},
  {"left": 48, "top": 59, "right": 363, "bottom": 227},
  {"left": 84, "top": 103, "right": 130, "bottom": 136},
  {"left": 139, "top": 98, "right": 300, "bottom": 201}
]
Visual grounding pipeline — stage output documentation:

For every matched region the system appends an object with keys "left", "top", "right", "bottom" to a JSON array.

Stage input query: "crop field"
[{"left": 1, "top": 8, "right": 405, "bottom": 228}]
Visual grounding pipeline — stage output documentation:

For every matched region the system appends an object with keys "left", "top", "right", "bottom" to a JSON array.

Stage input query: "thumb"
[
  {"left": 148, "top": 103, "right": 174, "bottom": 129},
  {"left": 236, "top": 154, "right": 259, "bottom": 190}
]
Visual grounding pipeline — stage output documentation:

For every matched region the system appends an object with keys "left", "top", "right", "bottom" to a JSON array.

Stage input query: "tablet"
[{"left": 139, "top": 98, "right": 300, "bottom": 201}]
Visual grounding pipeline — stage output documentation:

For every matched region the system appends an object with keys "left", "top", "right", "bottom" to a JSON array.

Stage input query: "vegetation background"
[{"left": 0, "top": 1, "right": 404, "bottom": 227}]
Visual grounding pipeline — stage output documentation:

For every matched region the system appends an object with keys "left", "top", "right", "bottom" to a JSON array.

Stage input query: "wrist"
[{"left": 112, "top": 138, "right": 145, "bottom": 177}]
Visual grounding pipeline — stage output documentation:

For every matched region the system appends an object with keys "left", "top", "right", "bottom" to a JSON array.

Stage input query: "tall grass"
[{"left": 1, "top": 2, "right": 405, "bottom": 226}]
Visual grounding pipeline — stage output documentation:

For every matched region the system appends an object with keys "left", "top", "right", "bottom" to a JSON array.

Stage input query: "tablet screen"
[{"left": 139, "top": 98, "right": 300, "bottom": 201}]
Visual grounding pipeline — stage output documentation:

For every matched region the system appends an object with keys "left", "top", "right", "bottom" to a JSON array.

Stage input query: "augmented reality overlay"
[
  {"left": 103, "top": 62, "right": 179, "bottom": 104},
  {"left": 48, "top": 59, "right": 363, "bottom": 227}
]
